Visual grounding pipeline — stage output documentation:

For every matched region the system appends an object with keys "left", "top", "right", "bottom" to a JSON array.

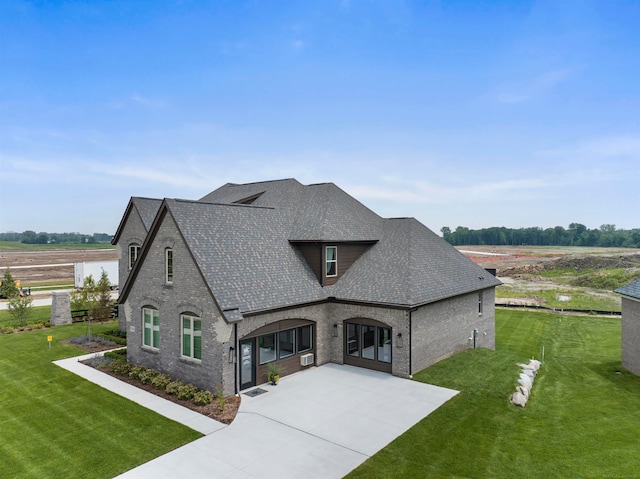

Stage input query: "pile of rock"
[{"left": 510, "top": 359, "right": 542, "bottom": 408}]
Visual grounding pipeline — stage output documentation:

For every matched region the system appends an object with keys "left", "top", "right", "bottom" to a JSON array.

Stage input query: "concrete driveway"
[{"left": 56, "top": 356, "right": 458, "bottom": 478}]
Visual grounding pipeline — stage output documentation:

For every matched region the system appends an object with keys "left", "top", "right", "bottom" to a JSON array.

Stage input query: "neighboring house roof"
[
  {"left": 615, "top": 279, "right": 640, "bottom": 300},
  {"left": 112, "top": 197, "right": 163, "bottom": 245},
  {"left": 120, "top": 180, "right": 501, "bottom": 318}
]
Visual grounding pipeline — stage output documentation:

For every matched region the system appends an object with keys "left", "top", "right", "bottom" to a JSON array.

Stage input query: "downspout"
[
  {"left": 233, "top": 322, "right": 238, "bottom": 395},
  {"left": 409, "top": 308, "right": 413, "bottom": 378}
]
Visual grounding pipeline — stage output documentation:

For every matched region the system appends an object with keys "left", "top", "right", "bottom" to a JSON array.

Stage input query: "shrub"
[
  {"left": 193, "top": 390, "right": 213, "bottom": 406},
  {"left": 140, "top": 369, "right": 160, "bottom": 385},
  {"left": 104, "top": 348, "right": 127, "bottom": 360},
  {"left": 129, "top": 365, "right": 147, "bottom": 381},
  {"left": 176, "top": 384, "right": 198, "bottom": 401},
  {"left": 152, "top": 374, "right": 172, "bottom": 390},
  {"left": 166, "top": 380, "right": 184, "bottom": 395},
  {"left": 109, "top": 358, "right": 132, "bottom": 375}
]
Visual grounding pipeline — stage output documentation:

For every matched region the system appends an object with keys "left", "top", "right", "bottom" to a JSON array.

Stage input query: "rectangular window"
[
  {"left": 181, "top": 315, "right": 202, "bottom": 360},
  {"left": 378, "top": 327, "right": 392, "bottom": 363},
  {"left": 297, "top": 325, "right": 313, "bottom": 353},
  {"left": 325, "top": 246, "right": 337, "bottom": 277},
  {"left": 129, "top": 245, "right": 140, "bottom": 269},
  {"left": 346, "top": 323, "right": 360, "bottom": 357},
  {"left": 478, "top": 291, "right": 483, "bottom": 315},
  {"left": 259, "top": 333, "right": 277, "bottom": 364},
  {"left": 143, "top": 308, "right": 159, "bottom": 349},
  {"left": 165, "top": 248, "right": 173, "bottom": 283},
  {"left": 279, "top": 329, "right": 295, "bottom": 359}
]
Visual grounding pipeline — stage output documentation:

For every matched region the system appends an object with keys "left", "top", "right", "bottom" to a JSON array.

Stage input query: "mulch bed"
[{"left": 69, "top": 342, "right": 240, "bottom": 424}]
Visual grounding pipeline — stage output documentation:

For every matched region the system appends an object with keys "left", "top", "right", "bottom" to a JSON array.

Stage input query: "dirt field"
[
  {"left": 456, "top": 245, "right": 640, "bottom": 274},
  {"left": 0, "top": 249, "right": 118, "bottom": 285}
]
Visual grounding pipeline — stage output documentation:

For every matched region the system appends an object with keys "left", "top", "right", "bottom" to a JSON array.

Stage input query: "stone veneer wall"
[
  {"left": 621, "top": 296, "right": 640, "bottom": 377},
  {"left": 50, "top": 291, "right": 72, "bottom": 326},
  {"left": 410, "top": 288, "right": 496, "bottom": 375}
]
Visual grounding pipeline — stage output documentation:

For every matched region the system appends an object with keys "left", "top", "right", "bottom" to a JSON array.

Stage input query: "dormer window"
[{"left": 326, "top": 246, "right": 337, "bottom": 277}]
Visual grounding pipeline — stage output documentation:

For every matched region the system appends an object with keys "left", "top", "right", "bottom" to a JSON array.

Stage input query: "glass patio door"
[{"left": 239, "top": 338, "right": 256, "bottom": 390}]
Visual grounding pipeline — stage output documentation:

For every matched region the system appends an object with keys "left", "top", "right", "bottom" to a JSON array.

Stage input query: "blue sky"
[{"left": 1, "top": 0, "right": 638, "bottom": 235}]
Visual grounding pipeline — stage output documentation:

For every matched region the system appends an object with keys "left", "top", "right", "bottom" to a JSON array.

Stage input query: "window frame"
[
  {"left": 142, "top": 307, "right": 160, "bottom": 350},
  {"left": 165, "top": 248, "right": 173, "bottom": 284},
  {"left": 181, "top": 314, "right": 202, "bottom": 361},
  {"left": 325, "top": 246, "right": 337, "bottom": 277},
  {"left": 129, "top": 244, "right": 140, "bottom": 269},
  {"left": 478, "top": 291, "right": 483, "bottom": 316}
]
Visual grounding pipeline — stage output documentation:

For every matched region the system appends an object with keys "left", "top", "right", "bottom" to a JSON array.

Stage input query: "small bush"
[
  {"left": 129, "top": 365, "right": 147, "bottom": 381},
  {"left": 152, "top": 374, "right": 172, "bottom": 390},
  {"left": 140, "top": 369, "right": 160, "bottom": 384},
  {"left": 166, "top": 380, "right": 184, "bottom": 395},
  {"left": 176, "top": 384, "right": 198, "bottom": 401},
  {"left": 104, "top": 348, "right": 127, "bottom": 360},
  {"left": 103, "top": 328, "right": 127, "bottom": 339},
  {"left": 193, "top": 390, "right": 213, "bottom": 406},
  {"left": 109, "top": 358, "right": 132, "bottom": 375}
]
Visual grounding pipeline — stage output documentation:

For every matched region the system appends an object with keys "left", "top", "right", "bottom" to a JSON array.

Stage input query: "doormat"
[{"left": 244, "top": 388, "right": 268, "bottom": 397}]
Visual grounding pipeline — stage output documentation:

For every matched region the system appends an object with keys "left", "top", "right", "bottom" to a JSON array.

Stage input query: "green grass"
[
  {"left": 347, "top": 310, "right": 640, "bottom": 479},
  {"left": 496, "top": 286, "right": 620, "bottom": 312},
  {"left": 0, "top": 305, "right": 53, "bottom": 330},
  {"left": 0, "top": 322, "right": 201, "bottom": 479},
  {"left": 0, "top": 241, "right": 115, "bottom": 251}
]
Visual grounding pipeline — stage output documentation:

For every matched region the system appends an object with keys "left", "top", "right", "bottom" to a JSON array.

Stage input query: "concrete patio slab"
[{"left": 55, "top": 355, "right": 458, "bottom": 478}]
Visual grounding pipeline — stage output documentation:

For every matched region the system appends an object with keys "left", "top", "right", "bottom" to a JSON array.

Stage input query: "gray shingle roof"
[
  {"left": 154, "top": 180, "right": 501, "bottom": 315},
  {"left": 132, "top": 197, "right": 163, "bottom": 230},
  {"left": 166, "top": 199, "right": 325, "bottom": 314},
  {"left": 615, "top": 280, "right": 640, "bottom": 300},
  {"left": 112, "top": 197, "right": 162, "bottom": 244}
]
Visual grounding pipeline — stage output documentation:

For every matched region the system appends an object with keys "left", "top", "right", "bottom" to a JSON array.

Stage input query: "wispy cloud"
[
  {"left": 497, "top": 68, "right": 572, "bottom": 104},
  {"left": 131, "top": 93, "right": 165, "bottom": 108}
]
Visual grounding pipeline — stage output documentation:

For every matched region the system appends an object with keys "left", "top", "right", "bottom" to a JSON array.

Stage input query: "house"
[
  {"left": 112, "top": 196, "right": 162, "bottom": 329},
  {"left": 615, "top": 279, "right": 640, "bottom": 376},
  {"left": 113, "top": 179, "right": 501, "bottom": 396}
]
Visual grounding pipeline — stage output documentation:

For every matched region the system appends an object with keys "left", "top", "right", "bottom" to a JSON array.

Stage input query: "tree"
[
  {"left": 0, "top": 269, "right": 19, "bottom": 299},
  {"left": 8, "top": 295, "right": 33, "bottom": 327},
  {"left": 91, "top": 269, "right": 112, "bottom": 324}
]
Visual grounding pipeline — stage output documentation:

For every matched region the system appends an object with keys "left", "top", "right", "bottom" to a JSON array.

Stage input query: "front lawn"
[
  {"left": 0, "top": 322, "right": 201, "bottom": 479},
  {"left": 348, "top": 309, "right": 640, "bottom": 479}
]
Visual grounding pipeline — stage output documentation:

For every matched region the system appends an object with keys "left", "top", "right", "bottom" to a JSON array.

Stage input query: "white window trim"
[
  {"left": 142, "top": 307, "right": 160, "bottom": 350},
  {"left": 181, "top": 314, "right": 202, "bottom": 361},
  {"left": 129, "top": 244, "right": 140, "bottom": 269},
  {"left": 165, "top": 248, "right": 173, "bottom": 284},
  {"left": 326, "top": 246, "right": 338, "bottom": 277}
]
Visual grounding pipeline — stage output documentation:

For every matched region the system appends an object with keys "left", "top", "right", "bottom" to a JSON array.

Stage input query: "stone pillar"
[{"left": 50, "top": 291, "right": 72, "bottom": 326}]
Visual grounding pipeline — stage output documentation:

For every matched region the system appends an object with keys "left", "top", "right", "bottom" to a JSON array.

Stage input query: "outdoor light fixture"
[
  {"left": 228, "top": 346, "right": 236, "bottom": 364},
  {"left": 396, "top": 332, "right": 403, "bottom": 348},
  {"left": 332, "top": 323, "right": 338, "bottom": 337}
]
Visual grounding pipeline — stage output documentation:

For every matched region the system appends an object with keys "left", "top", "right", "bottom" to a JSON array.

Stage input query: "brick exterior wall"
[
  {"left": 125, "top": 214, "right": 234, "bottom": 396},
  {"left": 410, "top": 288, "right": 496, "bottom": 374},
  {"left": 621, "top": 297, "right": 640, "bottom": 376},
  {"left": 116, "top": 207, "right": 147, "bottom": 330}
]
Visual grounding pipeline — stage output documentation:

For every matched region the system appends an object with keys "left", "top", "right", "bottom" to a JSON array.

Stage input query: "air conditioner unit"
[{"left": 300, "top": 353, "right": 314, "bottom": 367}]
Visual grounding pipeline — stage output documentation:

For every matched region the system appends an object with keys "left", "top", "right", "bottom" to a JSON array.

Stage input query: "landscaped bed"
[{"left": 79, "top": 350, "right": 240, "bottom": 424}]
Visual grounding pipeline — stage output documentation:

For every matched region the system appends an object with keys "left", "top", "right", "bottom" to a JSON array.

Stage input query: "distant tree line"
[
  {"left": 441, "top": 223, "right": 640, "bottom": 248},
  {"left": 0, "top": 231, "right": 113, "bottom": 244}
]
